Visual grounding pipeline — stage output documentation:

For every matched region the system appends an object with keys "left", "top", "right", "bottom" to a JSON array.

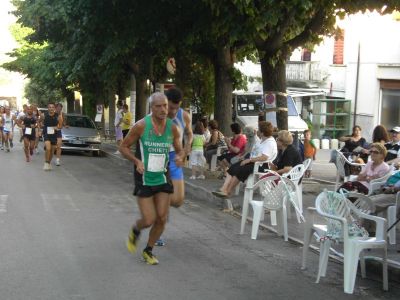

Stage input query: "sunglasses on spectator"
[{"left": 370, "top": 150, "right": 380, "bottom": 154}]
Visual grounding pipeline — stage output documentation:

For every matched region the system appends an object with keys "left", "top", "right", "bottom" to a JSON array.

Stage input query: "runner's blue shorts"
[{"left": 169, "top": 151, "right": 183, "bottom": 180}]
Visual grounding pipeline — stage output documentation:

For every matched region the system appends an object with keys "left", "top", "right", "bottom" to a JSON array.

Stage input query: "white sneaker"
[
  {"left": 35, "top": 149, "right": 39, "bottom": 154},
  {"left": 189, "top": 175, "right": 196, "bottom": 180},
  {"left": 56, "top": 159, "right": 60, "bottom": 166},
  {"left": 43, "top": 162, "right": 52, "bottom": 171},
  {"left": 114, "top": 150, "right": 120, "bottom": 155},
  {"left": 197, "top": 175, "right": 205, "bottom": 180}
]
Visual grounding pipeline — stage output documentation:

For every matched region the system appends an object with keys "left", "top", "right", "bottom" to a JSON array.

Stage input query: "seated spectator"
[
  {"left": 232, "top": 125, "right": 260, "bottom": 163},
  {"left": 269, "top": 130, "right": 303, "bottom": 175},
  {"left": 217, "top": 123, "right": 247, "bottom": 176},
  {"left": 212, "top": 121, "right": 277, "bottom": 198},
  {"left": 372, "top": 124, "right": 390, "bottom": 145},
  {"left": 339, "top": 125, "right": 369, "bottom": 163},
  {"left": 204, "top": 120, "right": 225, "bottom": 167},
  {"left": 340, "top": 143, "right": 390, "bottom": 194},
  {"left": 385, "top": 126, "right": 400, "bottom": 167}
]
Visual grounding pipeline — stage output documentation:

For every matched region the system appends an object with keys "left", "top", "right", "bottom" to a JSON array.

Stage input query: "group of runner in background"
[{"left": 0, "top": 102, "right": 65, "bottom": 169}]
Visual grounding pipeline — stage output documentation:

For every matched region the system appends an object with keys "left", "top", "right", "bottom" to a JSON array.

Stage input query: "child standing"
[
  {"left": 189, "top": 121, "right": 206, "bottom": 179},
  {"left": 303, "top": 129, "right": 317, "bottom": 178}
]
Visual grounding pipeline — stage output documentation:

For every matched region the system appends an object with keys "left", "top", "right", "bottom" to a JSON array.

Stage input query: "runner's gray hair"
[{"left": 149, "top": 92, "right": 167, "bottom": 106}]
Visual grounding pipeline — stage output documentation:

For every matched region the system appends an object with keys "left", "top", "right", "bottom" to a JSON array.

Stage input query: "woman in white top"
[{"left": 213, "top": 121, "right": 277, "bottom": 198}]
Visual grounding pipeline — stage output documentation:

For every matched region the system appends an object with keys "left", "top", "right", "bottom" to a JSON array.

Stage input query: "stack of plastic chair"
[
  {"left": 282, "top": 163, "right": 306, "bottom": 222},
  {"left": 240, "top": 152, "right": 277, "bottom": 234},
  {"left": 248, "top": 173, "right": 289, "bottom": 241},
  {"left": 302, "top": 189, "right": 388, "bottom": 294}
]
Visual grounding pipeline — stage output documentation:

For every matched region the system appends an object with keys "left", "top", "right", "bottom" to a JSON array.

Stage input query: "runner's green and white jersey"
[{"left": 139, "top": 115, "right": 173, "bottom": 186}]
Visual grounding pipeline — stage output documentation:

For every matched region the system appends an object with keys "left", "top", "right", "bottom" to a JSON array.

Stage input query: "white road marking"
[
  {"left": 66, "top": 194, "right": 80, "bottom": 211},
  {"left": 0, "top": 195, "right": 9, "bottom": 213},
  {"left": 41, "top": 193, "right": 53, "bottom": 212},
  {"left": 41, "top": 193, "right": 80, "bottom": 212}
]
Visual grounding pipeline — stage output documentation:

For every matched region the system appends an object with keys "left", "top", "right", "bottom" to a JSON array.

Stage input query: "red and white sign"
[{"left": 264, "top": 92, "right": 276, "bottom": 108}]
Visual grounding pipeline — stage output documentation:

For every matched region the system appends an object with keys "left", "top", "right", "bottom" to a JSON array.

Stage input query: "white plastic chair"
[
  {"left": 282, "top": 163, "right": 306, "bottom": 222},
  {"left": 302, "top": 190, "right": 388, "bottom": 294},
  {"left": 210, "top": 146, "right": 228, "bottom": 171},
  {"left": 335, "top": 150, "right": 365, "bottom": 190},
  {"left": 249, "top": 174, "right": 288, "bottom": 241},
  {"left": 240, "top": 152, "right": 278, "bottom": 234}
]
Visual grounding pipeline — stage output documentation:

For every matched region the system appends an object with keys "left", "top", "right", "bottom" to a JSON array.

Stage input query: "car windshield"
[
  {"left": 66, "top": 115, "right": 95, "bottom": 129},
  {"left": 236, "top": 94, "right": 298, "bottom": 116}
]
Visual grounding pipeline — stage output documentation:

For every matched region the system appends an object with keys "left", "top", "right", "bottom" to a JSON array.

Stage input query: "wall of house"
[{"left": 290, "top": 12, "right": 400, "bottom": 139}]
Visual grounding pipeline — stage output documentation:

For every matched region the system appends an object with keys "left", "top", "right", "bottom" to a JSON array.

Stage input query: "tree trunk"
[
  {"left": 108, "top": 90, "right": 116, "bottom": 134},
  {"left": 214, "top": 45, "right": 233, "bottom": 136},
  {"left": 129, "top": 73, "right": 137, "bottom": 124},
  {"left": 136, "top": 77, "right": 148, "bottom": 120},
  {"left": 260, "top": 53, "right": 288, "bottom": 130},
  {"left": 64, "top": 89, "right": 75, "bottom": 113},
  {"left": 117, "top": 79, "right": 128, "bottom": 104},
  {"left": 175, "top": 54, "right": 192, "bottom": 108}
]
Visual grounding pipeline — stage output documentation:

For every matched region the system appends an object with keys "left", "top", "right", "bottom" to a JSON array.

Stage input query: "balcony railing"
[{"left": 286, "top": 61, "right": 324, "bottom": 82}]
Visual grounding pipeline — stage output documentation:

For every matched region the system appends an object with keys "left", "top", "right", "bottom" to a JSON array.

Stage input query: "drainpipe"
[{"left": 353, "top": 42, "right": 361, "bottom": 127}]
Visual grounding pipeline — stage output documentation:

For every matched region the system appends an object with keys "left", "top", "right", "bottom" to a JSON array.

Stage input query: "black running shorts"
[
  {"left": 44, "top": 135, "right": 57, "bottom": 145},
  {"left": 133, "top": 182, "right": 174, "bottom": 197}
]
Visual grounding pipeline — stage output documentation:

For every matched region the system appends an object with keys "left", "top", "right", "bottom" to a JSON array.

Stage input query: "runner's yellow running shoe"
[
  {"left": 142, "top": 249, "right": 159, "bottom": 265},
  {"left": 126, "top": 228, "right": 140, "bottom": 253}
]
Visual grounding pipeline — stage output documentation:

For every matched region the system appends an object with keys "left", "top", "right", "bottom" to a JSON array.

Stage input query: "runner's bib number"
[
  {"left": 25, "top": 128, "right": 32, "bottom": 135},
  {"left": 47, "top": 127, "right": 55, "bottom": 134},
  {"left": 4, "top": 120, "right": 11, "bottom": 131},
  {"left": 147, "top": 153, "right": 166, "bottom": 172}
]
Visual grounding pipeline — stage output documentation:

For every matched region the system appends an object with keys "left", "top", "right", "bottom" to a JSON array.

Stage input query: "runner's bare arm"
[
  {"left": 119, "top": 120, "right": 145, "bottom": 173},
  {"left": 17, "top": 117, "right": 24, "bottom": 128},
  {"left": 172, "top": 124, "right": 185, "bottom": 167},
  {"left": 57, "top": 114, "right": 63, "bottom": 130},
  {"left": 183, "top": 110, "right": 193, "bottom": 154}
]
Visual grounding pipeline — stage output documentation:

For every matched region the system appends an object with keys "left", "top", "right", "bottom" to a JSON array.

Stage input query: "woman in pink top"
[
  {"left": 217, "top": 123, "right": 247, "bottom": 176},
  {"left": 340, "top": 143, "right": 390, "bottom": 194}
]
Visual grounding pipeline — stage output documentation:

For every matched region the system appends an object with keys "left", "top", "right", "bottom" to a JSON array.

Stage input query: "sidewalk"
[{"left": 100, "top": 140, "right": 400, "bottom": 279}]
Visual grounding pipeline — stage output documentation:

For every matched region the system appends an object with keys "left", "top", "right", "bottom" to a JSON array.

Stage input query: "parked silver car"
[{"left": 61, "top": 114, "right": 101, "bottom": 156}]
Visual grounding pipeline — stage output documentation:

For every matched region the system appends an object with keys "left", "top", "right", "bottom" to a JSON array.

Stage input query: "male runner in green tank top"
[{"left": 119, "top": 92, "right": 184, "bottom": 265}]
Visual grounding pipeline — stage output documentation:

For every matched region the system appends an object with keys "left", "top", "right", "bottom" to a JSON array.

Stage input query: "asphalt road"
[{"left": 0, "top": 141, "right": 399, "bottom": 300}]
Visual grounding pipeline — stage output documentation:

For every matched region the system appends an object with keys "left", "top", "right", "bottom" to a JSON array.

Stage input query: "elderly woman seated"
[
  {"left": 217, "top": 123, "right": 247, "bottom": 177},
  {"left": 339, "top": 143, "right": 390, "bottom": 195},
  {"left": 269, "top": 130, "right": 303, "bottom": 175},
  {"left": 212, "top": 121, "right": 277, "bottom": 198}
]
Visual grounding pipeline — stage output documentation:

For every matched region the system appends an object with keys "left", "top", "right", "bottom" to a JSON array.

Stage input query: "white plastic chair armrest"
[
  {"left": 361, "top": 215, "right": 387, "bottom": 240},
  {"left": 317, "top": 210, "right": 348, "bottom": 227}
]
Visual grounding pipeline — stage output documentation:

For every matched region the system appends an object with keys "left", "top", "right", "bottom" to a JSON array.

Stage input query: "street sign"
[{"left": 96, "top": 104, "right": 103, "bottom": 114}]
